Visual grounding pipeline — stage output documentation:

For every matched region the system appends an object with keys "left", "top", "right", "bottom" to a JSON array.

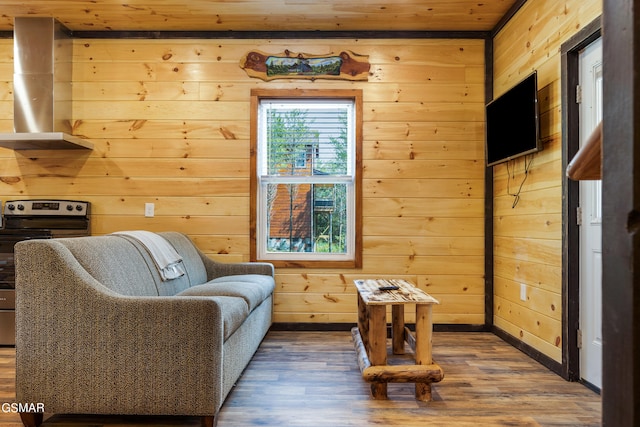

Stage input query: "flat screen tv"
[{"left": 485, "top": 71, "right": 542, "bottom": 167}]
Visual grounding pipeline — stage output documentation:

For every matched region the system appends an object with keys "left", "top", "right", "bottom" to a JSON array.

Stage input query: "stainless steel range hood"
[{"left": 0, "top": 17, "right": 93, "bottom": 150}]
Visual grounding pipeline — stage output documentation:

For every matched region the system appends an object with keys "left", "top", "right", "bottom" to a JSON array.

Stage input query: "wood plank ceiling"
[{"left": 0, "top": 1, "right": 517, "bottom": 33}]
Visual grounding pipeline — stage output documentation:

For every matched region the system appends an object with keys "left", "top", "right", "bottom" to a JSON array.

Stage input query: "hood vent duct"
[{"left": 0, "top": 17, "right": 93, "bottom": 150}]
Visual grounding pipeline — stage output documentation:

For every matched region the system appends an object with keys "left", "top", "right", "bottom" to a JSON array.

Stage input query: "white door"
[{"left": 578, "top": 37, "right": 603, "bottom": 390}]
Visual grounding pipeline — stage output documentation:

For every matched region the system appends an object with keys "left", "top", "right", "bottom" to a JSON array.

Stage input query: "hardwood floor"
[{"left": 0, "top": 331, "right": 601, "bottom": 426}]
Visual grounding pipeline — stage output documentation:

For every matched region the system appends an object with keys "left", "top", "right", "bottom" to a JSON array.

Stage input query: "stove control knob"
[
  {"left": 66, "top": 205, "right": 73, "bottom": 211},
  {"left": 6, "top": 204, "right": 14, "bottom": 211},
  {"left": 17, "top": 204, "right": 24, "bottom": 211},
  {"left": 75, "top": 205, "right": 84, "bottom": 212}
]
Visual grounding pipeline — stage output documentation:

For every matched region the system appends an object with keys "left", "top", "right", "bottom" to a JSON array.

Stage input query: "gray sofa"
[{"left": 14, "top": 231, "right": 275, "bottom": 427}]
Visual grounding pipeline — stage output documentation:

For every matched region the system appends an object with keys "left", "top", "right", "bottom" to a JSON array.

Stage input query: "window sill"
[{"left": 254, "top": 258, "right": 361, "bottom": 269}]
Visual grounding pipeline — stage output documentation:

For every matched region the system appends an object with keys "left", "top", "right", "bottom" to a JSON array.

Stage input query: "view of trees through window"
[{"left": 264, "top": 106, "right": 349, "bottom": 254}]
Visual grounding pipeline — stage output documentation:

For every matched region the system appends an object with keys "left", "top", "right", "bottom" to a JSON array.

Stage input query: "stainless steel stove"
[{"left": 0, "top": 199, "right": 90, "bottom": 345}]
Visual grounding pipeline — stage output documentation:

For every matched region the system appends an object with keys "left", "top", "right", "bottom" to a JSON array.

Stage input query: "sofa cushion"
[
  {"left": 111, "top": 233, "right": 192, "bottom": 296},
  {"left": 181, "top": 295, "right": 248, "bottom": 340},
  {"left": 208, "top": 274, "right": 275, "bottom": 290},
  {"left": 157, "top": 232, "right": 208, "bottom": 286},
  {"left": 57, "top": 236, "right": 160, "bottom": 296},
  {"left": 178, "top": 276, "right": 274, "bottom": 312}
]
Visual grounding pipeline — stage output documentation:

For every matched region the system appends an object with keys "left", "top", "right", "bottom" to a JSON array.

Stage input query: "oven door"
[
  {"left": 0, "top": 288, "right": 13, "bottom": 310},
  {"left": 0, "top": 233, "right": 51, "bottom": 289},
  {"left": 0, "top": 237, "right": 19, "bottom": 290},
  {"left": 0, "top": 234, "right": 49, "bottom": 346},
  {"left": 0, "top": 309, "right": 15, "bottom": 345},
  {"left": 0, "top": 236, "right": 17, "bottom": 345}
]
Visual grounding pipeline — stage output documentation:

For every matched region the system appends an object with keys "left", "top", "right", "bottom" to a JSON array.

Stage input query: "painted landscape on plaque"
[{"left": 265, "top": 55, "right": 342, "bottom": 77}]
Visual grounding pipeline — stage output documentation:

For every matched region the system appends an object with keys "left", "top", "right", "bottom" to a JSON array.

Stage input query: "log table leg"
[
  {"left": 414, "top": 303, "right": 434, "bottom": 401},
  {"left": 368, "top": 304, "right": 388, "bottom": 399},
  {"left": 357, "top": 292, "right": 369, "bottom": 349},
  {"left": 392, "top": 304, "right": 405, "bottom": 355}
]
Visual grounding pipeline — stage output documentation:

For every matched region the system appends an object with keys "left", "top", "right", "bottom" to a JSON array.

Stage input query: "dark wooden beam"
[
  {"left": 66, "top": 30, "right": 491, "bottom": 40},
  {"left": 490, "top": 0, "right": 529, "bottom": 37},
  {"left": 484, "top": 37, "right": 494, "bottom": 330},
  {"left": 602, "top": 0, "right": 640, "bottom": 425}
]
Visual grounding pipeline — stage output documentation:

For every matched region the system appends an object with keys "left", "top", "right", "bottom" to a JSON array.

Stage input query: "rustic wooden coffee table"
[{"left": 351, "top": 278, "right": 444, "bottom": 401}]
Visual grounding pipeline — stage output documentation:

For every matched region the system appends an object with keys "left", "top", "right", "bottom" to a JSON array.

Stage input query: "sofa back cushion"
[
  {"left": 158, "top": 232, "right": 208, "bottom": 286},
  {"left": 149, "top": 232, "right": 208, "bottom": 295},
  {"left": 55, "top": 232, "right": 209, "bottom": 297},
  {"left": 57, "top": 235, "right": 161, "bottom": 296}
]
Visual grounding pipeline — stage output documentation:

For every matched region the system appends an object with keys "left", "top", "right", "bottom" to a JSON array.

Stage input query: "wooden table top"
[{"left": 354, "top": 279, "right": 439, "bottom": 305}]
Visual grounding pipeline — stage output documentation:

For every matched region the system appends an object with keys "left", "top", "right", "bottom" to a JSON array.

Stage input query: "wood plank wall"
[
  {"left": 492, "top": 0, "right": 602, "bottom": 362},
  {"left": 0, "top": 38, "right": 486, "bottom": 326}
]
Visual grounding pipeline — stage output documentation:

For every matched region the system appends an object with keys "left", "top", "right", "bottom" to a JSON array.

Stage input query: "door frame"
[{"left": 560, "top": 16, "right": 601, "bottom": 382}]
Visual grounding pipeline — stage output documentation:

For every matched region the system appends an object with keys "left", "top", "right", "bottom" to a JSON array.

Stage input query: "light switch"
[
  {"left": 520, "top": 283, "right": 527, "bottom": 302},
  {"left": 145, "top": 203, "right": 155, "bottom": 217}
]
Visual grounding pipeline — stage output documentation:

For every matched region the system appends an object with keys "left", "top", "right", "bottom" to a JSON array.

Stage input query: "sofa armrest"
[
  {"left": 15, "top": 240, "right": 225, "bottom": 416},
  {"left": 198, "top": 252, "right": 275, "bottom": 280}
]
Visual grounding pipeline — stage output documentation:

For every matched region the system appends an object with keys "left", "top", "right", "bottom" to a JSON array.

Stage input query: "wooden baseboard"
[
  {"left": 492, "top": 326, "right": 564, "bottom": 377},
  {"left": 270, "top": 322, "right": 489, "bottom": 333},
  {"left": 270, "top": 322, "right": 357, "bottom": 331}
]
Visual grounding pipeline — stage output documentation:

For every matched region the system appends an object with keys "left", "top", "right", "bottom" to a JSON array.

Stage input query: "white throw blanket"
[{"left": 112, "top": 230, "right": 185, "bottom": 281}]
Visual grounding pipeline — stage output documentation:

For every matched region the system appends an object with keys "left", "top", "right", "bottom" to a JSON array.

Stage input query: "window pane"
[
  {"left": 265, "top": 182, "right": 348, "bottom": 254},
  {"left": 312, "top": 183, "right": 348, "bottom": 254},
  {"left": 264, "top": 104, "right": 349, "bottom": 177}
]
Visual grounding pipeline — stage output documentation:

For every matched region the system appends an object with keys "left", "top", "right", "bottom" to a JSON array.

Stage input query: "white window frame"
[{"left": 250, "top": 89, "right": 362, "bottom": 268}]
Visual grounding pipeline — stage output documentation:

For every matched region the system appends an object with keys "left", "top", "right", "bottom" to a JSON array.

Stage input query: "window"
[{"left": 250, "top": 89, "right": 362, "bottom": 268}]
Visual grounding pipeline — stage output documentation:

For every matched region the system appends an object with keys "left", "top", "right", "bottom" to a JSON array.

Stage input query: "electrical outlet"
[
  {"left": 520, "top": 283, "right": 527, "bottom": 301},
  {"left": 144, "top": 203, "right": 155, "bottom": 217}
]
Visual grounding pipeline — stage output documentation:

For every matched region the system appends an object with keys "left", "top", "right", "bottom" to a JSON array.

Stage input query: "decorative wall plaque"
[{"left": 240, "top": 49, "right": 370, "bottom": 81}]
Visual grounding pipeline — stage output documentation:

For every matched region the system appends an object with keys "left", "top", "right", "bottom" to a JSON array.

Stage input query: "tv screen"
[{"left": 485, "top": 71, "right": 542, "bottom": 166}]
